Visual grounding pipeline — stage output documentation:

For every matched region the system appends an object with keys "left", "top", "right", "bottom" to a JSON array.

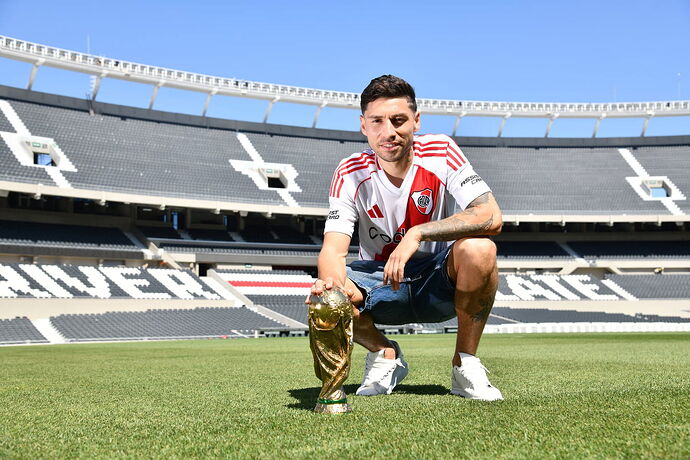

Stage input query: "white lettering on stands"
[
  {"left": 43, "top": 265, "right": 112, "bottom": 299},
  {"left": 561, "top": 275, "right": 619, "bottom": 300},
  {"left": 99, "top": 267, "right": 171, "bottom": 299},
  {"left": 495, "top": 289, "right": 520, "bottom": 301},
  {"left": 505, "top": 275, "right": 561, "bottom": 300},
  {"left": 19, "top": 264, "right": 73, "bottom": 298},
  {"left": 148, "top": 269, "right": 220, "bottom": 300},
  {"left": 531, "top": 275, "right": 581, "bottom": 300},
  {"left": 0, "top": 265, "right": 51, "bottom": 298}
]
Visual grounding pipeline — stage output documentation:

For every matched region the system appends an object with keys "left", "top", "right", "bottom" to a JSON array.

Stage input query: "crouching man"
[{"left": 308, "top": 75, "right": 503, "bottom": 401}]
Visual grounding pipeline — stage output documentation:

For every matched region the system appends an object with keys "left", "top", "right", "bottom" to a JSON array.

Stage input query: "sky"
[{"left": 0, "top": 0, "right": 689, "bottom": 137}]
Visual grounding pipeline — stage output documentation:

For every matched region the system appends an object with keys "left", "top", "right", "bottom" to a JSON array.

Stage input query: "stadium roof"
[{"left": 2, "top": 35, "right": 690, "bottom": 137}]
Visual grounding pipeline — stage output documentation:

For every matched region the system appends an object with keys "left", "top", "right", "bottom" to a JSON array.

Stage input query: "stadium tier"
[
  {"left": 1, "top": 85, "right": 689, "bottom": 217},
  {"left": 604, "top": 274, "right": 690, "bottom": 299},
  {"left": 50, "top": 307, "right": 286, "bottom": 342},
  {"left": 1, "top": 83, "right": 689, "bottom": 345},
  {"left": 633, "top": 146, "right": 690, "bottom": 213},
  {"left": 0, "top": 219, "right": 144, "bottom": 259},
  {"left": 0, "top": 316, "right": 48, "bottom": 344}
]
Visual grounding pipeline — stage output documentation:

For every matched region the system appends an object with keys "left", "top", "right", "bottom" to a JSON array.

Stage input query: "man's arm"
[
  {"left": 307, "top": 231, "right": 353, "bottom": 301},
  {"left": 383, "top": 192, "right": 502, "bottom": 289}
]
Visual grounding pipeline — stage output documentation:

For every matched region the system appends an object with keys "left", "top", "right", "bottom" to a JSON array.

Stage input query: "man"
[{"left": 309, "top": 75, "right": 503, "bottom": 400}]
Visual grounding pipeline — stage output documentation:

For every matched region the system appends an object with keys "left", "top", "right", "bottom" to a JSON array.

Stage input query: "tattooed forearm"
[
  {"left": 415, "top": 192, "right": 498, "bottom": 241},
  {"left": 417, "top": 215, "right": 493, "bottom": 241}
]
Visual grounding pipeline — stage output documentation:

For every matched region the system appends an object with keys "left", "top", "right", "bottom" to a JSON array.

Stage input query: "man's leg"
[
  {"left": 343, "top": 278, "right": 396, "bottom": 360},
  {"left": 446, "top": 237, "right": 498, "bottom": 367}
]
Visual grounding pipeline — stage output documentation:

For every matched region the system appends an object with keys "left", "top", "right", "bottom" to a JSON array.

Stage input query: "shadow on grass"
[{"left": 287, "top": 384, "right": 448, "bottom": 410}]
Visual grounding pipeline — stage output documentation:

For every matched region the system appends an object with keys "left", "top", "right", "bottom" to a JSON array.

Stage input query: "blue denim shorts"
[{"left": 346, "top": 246, "right": 456, "bottom": 325}]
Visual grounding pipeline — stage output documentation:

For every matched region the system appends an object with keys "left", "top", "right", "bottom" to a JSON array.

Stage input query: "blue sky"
[{"left": 0, "top": 0, "right": 689, "bottom": 137}]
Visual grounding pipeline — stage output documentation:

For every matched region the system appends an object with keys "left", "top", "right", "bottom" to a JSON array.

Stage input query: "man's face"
[{"left": 360, "top": 97, "right": 420, "bottom": 164}]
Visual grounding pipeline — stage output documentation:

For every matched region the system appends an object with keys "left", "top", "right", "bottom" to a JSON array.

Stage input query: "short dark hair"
[{"left": 360, "top": 75, "right": 417, "bottom": 114}]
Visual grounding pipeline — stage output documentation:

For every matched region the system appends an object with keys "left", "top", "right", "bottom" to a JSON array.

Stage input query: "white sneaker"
[
  {"left": 451, "top": 353, "right": 503, "bottom": 401},
  {"left": 355, "top": 340, "right": 408, "bottom": 396}
]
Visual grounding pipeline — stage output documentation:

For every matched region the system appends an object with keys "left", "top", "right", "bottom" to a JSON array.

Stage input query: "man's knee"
[
  {"left": 448, "top": 238, "right": 497, "bottom": 288},
  {"left": 452, "top": 238, "right": 496, "bottom": 269}
]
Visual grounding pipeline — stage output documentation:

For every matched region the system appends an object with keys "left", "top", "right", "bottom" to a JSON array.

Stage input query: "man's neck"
[{"left": 379, "top": 153, "right": 412, "bottom": 188}]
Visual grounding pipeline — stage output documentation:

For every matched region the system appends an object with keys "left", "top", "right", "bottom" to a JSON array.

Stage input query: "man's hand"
[
  {"left": 305, "top": 277, "right": 355, "bottom": 304},
  {"left": 383, "top": 227, "right": 422, "bottom": 291}
]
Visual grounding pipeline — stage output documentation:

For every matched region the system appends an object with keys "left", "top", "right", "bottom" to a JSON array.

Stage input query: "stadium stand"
[
  {"left": 568, "top": 240, "right": 690, "bottom": 259},
  {"left": 7, "top": 99, "right": 286, "bottom": 205},
  {"left": 50, "top": 306, "right": 287, "bottom": 341},
  {"left": 138, "top": 225, "right": 182, "bottom": 239},
  {"left": 633, "top": 145, "right": 690, "bottom": 212},
  {"left": 1, "top": 83, "right": 690, "bottom": 344},
  {"left": 495, "top": 241, "right": 571, "bottom": 259},
  {"left": 247, "top": 294, "right": 307, "bottom": 324},
  {"left": 0, "top": 138, "right": 57, "bottom": 186},
  {"left": 244, "top": 132, "right": 368, "bottom": 207},
  {"left": 187, "top": 228, "right": 234, "bottom": 241},
  {"left": 462, "top": 146, "right": 670, "bottom": 215},
  {"left": 0, "top": 110, "right": 14, "bottom": 132},
  {"left": 604, "top": 274, "right": 690, "bottom": 299},
  {"left": 2, "top": 86, "right": 689, "bottom": 216},
  {"left": 0, "top": 220, "right": 144, "bottom": 259},
  {"left": 0, "top": 316, "right": 48, "bottom": 344}
]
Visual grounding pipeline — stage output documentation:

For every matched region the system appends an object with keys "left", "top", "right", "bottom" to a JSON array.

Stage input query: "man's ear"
[
  {"left": 360, "top": 114, "right": 367, "bottom": 136},
  {"left": 414, "top": 111, "right": 421, "bottom": 133}
]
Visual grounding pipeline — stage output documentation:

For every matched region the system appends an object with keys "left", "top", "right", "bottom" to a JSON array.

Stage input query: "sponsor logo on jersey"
[
  {"left": 327, "top": 210, "right": 339, "bottom": 220},
  {"left": 369, "top": 226, "right": 406, "bottom": 244},
  {"left": 410, "top": 188, "right": 434, "bottom": 215},
  {"left": 366, "top": 204, "right": 384, "bottom": 219},
  {"left": 460, "top": 174, "right": 483, "bottom": 187}
]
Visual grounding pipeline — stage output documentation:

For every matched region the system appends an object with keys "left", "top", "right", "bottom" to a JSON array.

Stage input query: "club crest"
[{"left": 410, "top": 188, "right": 434, "bottom": 215}]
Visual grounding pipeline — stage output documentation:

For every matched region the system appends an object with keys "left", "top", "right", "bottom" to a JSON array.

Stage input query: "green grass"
[{"left": 1, "top": 333, "right": 689, "bottom": 459}]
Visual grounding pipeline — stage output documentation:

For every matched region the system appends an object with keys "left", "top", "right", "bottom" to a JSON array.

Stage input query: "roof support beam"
[
  {"left": 201, "top": 88, "right": 218, "bottom": 117},
  {"left": 312, "top": 101, "right": 327, "bottom": 128},
  {"left": 148, "top": 80, "right": 165, "bottom": 110},
  {"left": 90, "top": 72, "right": 107, "bottom": 101},
  {"left": 592, "top": 113, "right": 607, "bottom": 138},
  {"left": 26, "top": 59, "right": 44, "bottom": 90},
  {"left": 497, "top": 112, "right": 511, "bottom": 137},
  {"left": 641, "top": 111, "right": 655, "bottom": 137},
  {"left": 263, "top": 96, "right": 280, "bottom": 123},
  {"left": 452, "top": 112, "right": 466, "bottom": 136},
  {"left": 544, "top": 114, "right": 559, "bottom": 137}
]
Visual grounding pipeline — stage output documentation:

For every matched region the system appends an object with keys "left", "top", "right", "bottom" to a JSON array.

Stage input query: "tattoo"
[
  {"left": 471, "top": 295, "right": 495, "bottom": 323},
  {"left": 417, "top": 192, "right": 496, "bottom": 241},
  {"left": 466, "top": 192, "right": 491, "bottom": 208}
]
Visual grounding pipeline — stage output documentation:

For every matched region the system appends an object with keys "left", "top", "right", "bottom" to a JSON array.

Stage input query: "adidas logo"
[{"left": 366, "top": 204, "right": 384, "bottom": 219}]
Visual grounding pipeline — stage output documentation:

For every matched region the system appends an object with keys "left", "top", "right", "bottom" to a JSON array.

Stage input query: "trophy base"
[{"left": 314, "top": 402, "right": 352, "bottom": 414}]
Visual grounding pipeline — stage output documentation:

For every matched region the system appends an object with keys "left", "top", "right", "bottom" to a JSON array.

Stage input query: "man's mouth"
[{"left": 381, "top": 142, "right": 399, "bottom": 150}]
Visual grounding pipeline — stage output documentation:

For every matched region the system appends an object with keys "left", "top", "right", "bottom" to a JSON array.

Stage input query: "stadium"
[{"left": 1, "top": 22, "right": 689, "bottom": 459}]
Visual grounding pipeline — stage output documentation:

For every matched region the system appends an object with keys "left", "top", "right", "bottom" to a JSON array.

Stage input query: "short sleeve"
[
  {"left": 324, "top": 195, "right": 358, "bottom": 236},
  {"left": 445, "top": 139, "right": 491, "bottom": 210},
  {"left": 324, "top": 163, "right": 358, "bottom": 236}
]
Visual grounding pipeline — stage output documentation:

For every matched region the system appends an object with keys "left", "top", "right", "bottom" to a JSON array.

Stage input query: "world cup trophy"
[{"left": 308, "top": 286, "right": 354, "bottom": 414}]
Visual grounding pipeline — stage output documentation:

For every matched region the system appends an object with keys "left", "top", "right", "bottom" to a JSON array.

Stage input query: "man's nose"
[{"left": 382, "top": 119, "right": 396, "bottom": 138}]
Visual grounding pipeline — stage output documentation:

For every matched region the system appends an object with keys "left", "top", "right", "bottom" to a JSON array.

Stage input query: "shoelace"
[{"left": 461, "top": 362, "right": 492, "bottom": 388}]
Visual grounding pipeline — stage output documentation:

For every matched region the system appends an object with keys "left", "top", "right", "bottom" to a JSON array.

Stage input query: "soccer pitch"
[{"left": 1, "top": 333, "right": 688, "bottom": 459}]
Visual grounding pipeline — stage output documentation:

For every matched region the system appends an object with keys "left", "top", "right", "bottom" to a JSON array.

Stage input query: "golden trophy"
[{"left": 308, "top": 287, "right": 354, "bottom": 414}]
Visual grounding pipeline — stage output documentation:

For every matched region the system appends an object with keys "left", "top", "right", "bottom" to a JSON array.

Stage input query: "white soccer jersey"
[{"left": 325, "top": 134, "right": 492, "bottom": 261}]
